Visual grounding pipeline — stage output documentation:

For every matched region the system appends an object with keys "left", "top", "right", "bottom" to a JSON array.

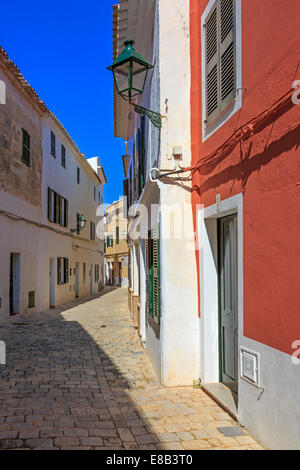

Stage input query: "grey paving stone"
[{"left": 217, "top": 426, "right": 246, "bottom": 437}]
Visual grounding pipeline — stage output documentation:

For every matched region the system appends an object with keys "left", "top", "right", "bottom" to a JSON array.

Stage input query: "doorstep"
[{"left": 201, "top": 382, "right": 238, "bottom": 421}]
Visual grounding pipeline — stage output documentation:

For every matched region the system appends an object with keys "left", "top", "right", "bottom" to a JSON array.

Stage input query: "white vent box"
[{"left": 240, "top": 347, "right": 260, "bottom": 387}]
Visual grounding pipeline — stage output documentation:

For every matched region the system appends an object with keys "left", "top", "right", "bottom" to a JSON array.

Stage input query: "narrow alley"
[{"left": 0, "top": 288, "right": 263, "bottom": 450}]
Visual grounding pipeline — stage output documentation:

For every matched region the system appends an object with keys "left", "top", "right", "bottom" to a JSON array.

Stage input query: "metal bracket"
[{"left": 133, "top": 104, "right": 166, "bottom": 128}]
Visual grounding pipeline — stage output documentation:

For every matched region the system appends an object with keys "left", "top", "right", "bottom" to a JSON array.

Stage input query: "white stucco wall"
[
  {"left": 37, "top": 117, "right": 105, "bottom": 311},
  {"left": 127, "top": 0, "right": 198, "bottom": 386}
]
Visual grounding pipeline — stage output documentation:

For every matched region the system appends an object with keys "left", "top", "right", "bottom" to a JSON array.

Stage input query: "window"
[
  {"left": 48, "top": 188, "right": 68, "bottom": 227},
  {"left": 203, "top": 0, "right": 241, "bottom": 136},
  {"left": 83, "top": 263, "right": 86, "bottom": 284},
  {"left": 61, "top": 144, "right": 66, "bottom": 168},
  {"left": 22, "top": 129, "right": 30, "bottom": 167},
  {"left": 51, "top": 131, "right": 56, "bottom": 157},
  {"left": 145, "top": 225, "right": 160, "bottom": 324},
  {"left": 116, "top": 226, "right": 119, "bottom": 244},
  {"left": 107, "top": 235, "right": 113, "bottom": 248},
  {"left": 28, "top": 291, "right": 35, "bottom": 308},
  {"left": 77, "top": 167, "right": 80, "bottom": 184},
  {"left": 94, "top": 186, "right": 96, "bottom": 201},
  {"left": 90, "top": 221, "right": 95, "bottom": 240},
  {"left": 57, "top": 257, "right": 69, "bottom": 284}
]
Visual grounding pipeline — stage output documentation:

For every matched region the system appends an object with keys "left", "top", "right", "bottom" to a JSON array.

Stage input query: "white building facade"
[
  {"left": 0, "top": 47, "right": 106, "bottom": 321},
  {"left": 113, "top": 0, "right": 198, "bottom": 386}
]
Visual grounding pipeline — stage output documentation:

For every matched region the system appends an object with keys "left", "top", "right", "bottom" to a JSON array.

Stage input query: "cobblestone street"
[{"left": 0, "top": 288, "right": 263, "bottom": 450}]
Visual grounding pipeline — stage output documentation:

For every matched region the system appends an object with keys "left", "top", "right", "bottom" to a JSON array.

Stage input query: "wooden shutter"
[
  {"left": 219, "top": 0, "right": 236, "bottom": 110},
  {"left": 57, "top": 257, "right": 61, "bottom": 285},
  {"left": 65, "top": 199, "right": 68, "bottom": 227},
  {"left": 205, "top": 0, "right": 236, "bottom": 122},
  {"left": 56, "top": 194, "right": 61, "bottom": 224},
  {"left": 22, "top": 129, "right": 30, "bottom": 166},
  {"left": 205, "top": 5, "right": 219, "bottom": 122},
  {"left": 145, "top": 238, "right": 149, "bottom": 315},
  {"left": 64, "top": 258, "right": 69, "bottom": 283},
  {"left": 47, "top": 188, "right": 51, "bottom": 220},
  {"left": 152, "top": 225, "right": 160, "bottom": 324}
]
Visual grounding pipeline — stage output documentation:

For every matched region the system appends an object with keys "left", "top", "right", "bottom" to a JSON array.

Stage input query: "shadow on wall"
[
  {"left": 192, "top": 122, "right": 300, "bottom": 196},
  {"left": 0, "top": 288, "right": 159, "bottom": 450}
]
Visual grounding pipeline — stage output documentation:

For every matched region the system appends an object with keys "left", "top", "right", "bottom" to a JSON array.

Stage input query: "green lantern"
[
  {"left": 107, "top": 40, "right": 153, "bottom": 102},
  {"left": 78, "top": 214, "right": 86, "bottom": 230}
]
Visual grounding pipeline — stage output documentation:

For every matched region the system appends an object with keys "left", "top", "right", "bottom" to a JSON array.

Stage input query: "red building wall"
[{"left": 190, "top": 0, "right": 300, "bottom": 356}]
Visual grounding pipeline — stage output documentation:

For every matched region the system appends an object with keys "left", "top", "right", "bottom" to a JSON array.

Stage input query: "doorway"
[
  {"left": 49, "top": 258, "right": 55, "bottom": 308},
  {"left": 75, "top": 262, "right": 80, "bottom": 298},
  {"left": 9, "top": 253, "right": 21, "bottom": 315},
  {"left": 218, "top": 214, "right": 238, "bottom": 395}
]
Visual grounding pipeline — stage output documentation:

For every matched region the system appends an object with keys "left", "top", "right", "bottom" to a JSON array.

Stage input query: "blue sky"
[{"left": 1, "top": 0, "right": 123, "bottom": 204}]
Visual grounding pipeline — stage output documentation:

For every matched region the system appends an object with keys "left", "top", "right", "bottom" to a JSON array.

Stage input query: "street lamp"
[
  {"left": 107, "top": 40, "right": 153, "bottom": 102},
  {"left": 107, "top": 40, "right": 165, "bottom": 128},
  {"left": 70, "top": 214, "right": 86, "bottom": 235}
]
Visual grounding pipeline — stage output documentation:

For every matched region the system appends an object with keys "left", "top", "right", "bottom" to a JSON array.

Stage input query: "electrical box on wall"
[{"left": 240, "top": 347, "right": 260, "bottom": 387}]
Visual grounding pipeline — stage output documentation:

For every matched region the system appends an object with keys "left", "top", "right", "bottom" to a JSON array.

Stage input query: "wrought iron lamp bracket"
[{"left": 132, "top": 103, "right": 166, "bottom": 129}]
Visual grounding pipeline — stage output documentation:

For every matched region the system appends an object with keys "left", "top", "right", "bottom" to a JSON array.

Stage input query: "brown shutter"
[
  {"left": 219, "top": 0, "right": 236, "bottom": 110},
  {"left": 205, "top": 5, "right": 219, "bottom": 122}
]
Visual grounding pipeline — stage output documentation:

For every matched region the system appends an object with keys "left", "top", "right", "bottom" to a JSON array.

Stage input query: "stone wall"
[{"left": 0, "top": 66, "right": 43, "bottom": 207}]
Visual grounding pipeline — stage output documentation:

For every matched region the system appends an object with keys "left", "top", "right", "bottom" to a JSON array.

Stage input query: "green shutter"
[
  {"left": 64, "top": 258, "right": 69, "bottom": 283},
  {"left": 48, "top": 188, "right": 51, "bottom": 220},
  {"left": 65, "top": 199, "right": 68, "bottom": 227},
  {"left": 22, "top": 130, "right": 30, "bottom": 166},
  {"left": 153, "top": 224, "right": 160, "bottom": 324},
  {"left": 57, "top": 258, "right": 61, "bottom": 285}
]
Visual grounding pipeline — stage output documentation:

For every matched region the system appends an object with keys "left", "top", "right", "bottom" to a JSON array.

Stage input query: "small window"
[
  {"left": 48, "top": 188, "right": 68, "bottom": 227},
  {"left": 107, "top": 235, "right": 113, "bottom": 248},
  {"left": 57, "top": 257, "right": 69, "bottom": 285},
  {"left": 77, "top": 167, "right": 80, "bottom": 184},
  {"left": 61, "top": 145, "right": 66, "bottom": 168},
  {"left": 22, "top": 129, "right": 30, "bottom": 167},
  {"left": 116, "top": 226, "right": 119, "bottom": 244},
  {"left": 94, "top": 186, "right": 96, "bottom": 201},
  {"left": 51, "top": 131, "right": 56, "bottom": 157},
  {"left": 28, "top": 291, "right": 35, "bottom": 309},
  {"left": 90, "top": 221, "right": 95, "bottom": 240}
]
